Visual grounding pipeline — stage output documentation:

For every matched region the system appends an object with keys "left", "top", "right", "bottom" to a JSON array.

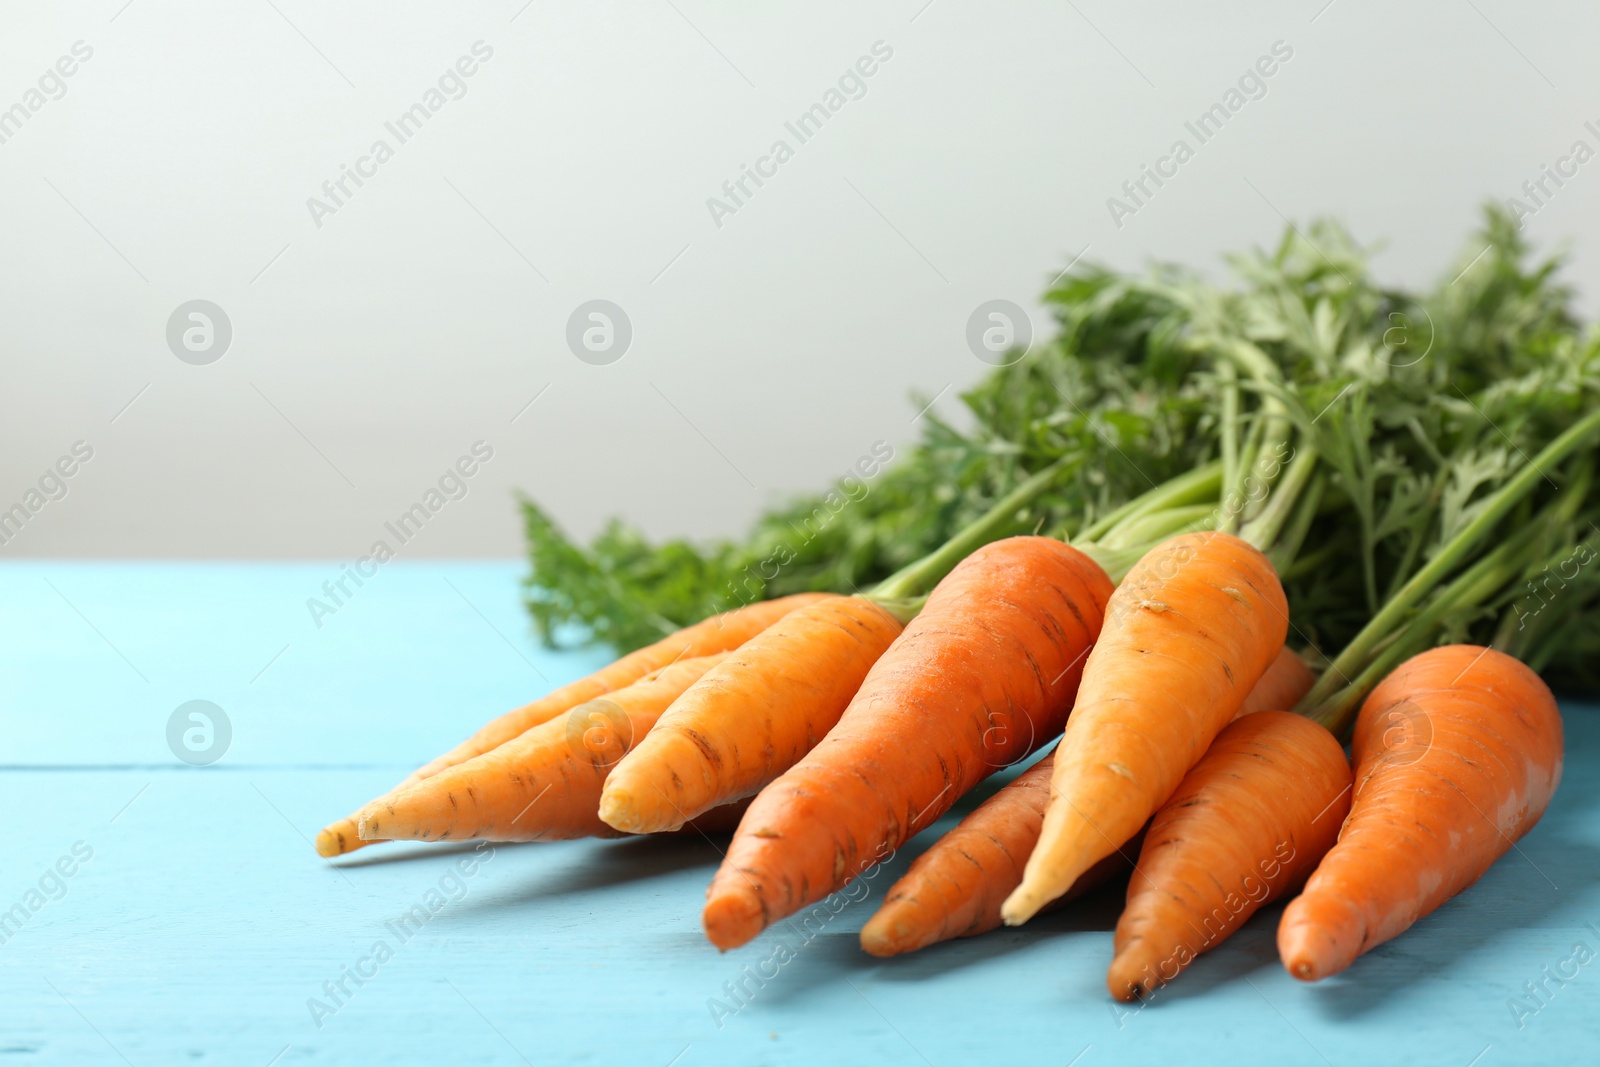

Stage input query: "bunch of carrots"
[{"left": 317, "top": 210, "right": 1592, "bottom": 1000}]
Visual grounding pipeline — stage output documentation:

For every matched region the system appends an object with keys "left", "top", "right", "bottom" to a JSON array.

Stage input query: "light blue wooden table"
[{"left": 3, "top": 562, "right": 1596, "bottom": 1066}]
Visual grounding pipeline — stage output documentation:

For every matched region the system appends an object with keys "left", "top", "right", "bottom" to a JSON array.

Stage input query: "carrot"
[
  {"left": 701, "top": 536, "right": 1114, "bottom": 950},
  {"left": 1235, "top": 646, "right": 1315, "bottom": 719},
  {"left": 356, "top": 654, "right": 729, "bottom": 843},
  {"left": 859, "top": 753, "right": 1136, "bottom": 957},
  {"left": 313, "top": 592, "right": 832, "bottom": 856},
  {"left": 598, "top": 597, "right": 905, "bottom": 834},
  {"left": 860, "top": 642, "right": 1315, "bottom": 957},
  {"left": 1278, "top": 644, "right": 1563, "bottom": 981},
  {"left": 1002, "top": 531, "right": 1288, "bottom": 925},
  {"left": 1107, "top": 711, "right": 1350, "bottom": 1000}
]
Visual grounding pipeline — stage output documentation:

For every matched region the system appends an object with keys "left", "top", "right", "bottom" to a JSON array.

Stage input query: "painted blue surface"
[{"left": 1, "top": 561, "right": 1596, "bottom": 1066}]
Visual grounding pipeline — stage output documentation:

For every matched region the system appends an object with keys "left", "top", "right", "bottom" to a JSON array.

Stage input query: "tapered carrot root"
[
  {"left": 703, "top": 537, "right": 1114, "bottom": 951},
  {"left": 1278, "top": 645, "right": 1563, "bottom": 982},
  {"left": 1003, "top": 531, "right": 1288, "bottom": 926},
  {"left": 1107, "top": 712, "right": 1350, "bottom": 1000},
  {"left": 356, "top": 654, "right": 728, "bottom": 843},
  {"left": 859, "top": 753, "right": 1137, "bottom": 957},
  {"left": 314, "top": 592, "right": 832, "bottom": 856},
  {"left": 1235, "top": 646, "right": 1315, "bottom": 719},
  {"left": 598, "top": 597, "right": 905, "bottom": 834},
  {"left": 860, "top": 645, "right": 1314, "bottom": 958}
]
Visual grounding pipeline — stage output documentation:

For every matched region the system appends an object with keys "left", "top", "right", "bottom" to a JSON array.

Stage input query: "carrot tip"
[
  {"left": 999, "top": 890, "right": 1041, "bottom": 927},
  {"left": 859, "top": 910, "right": 933, "bottom": 958},
  {"left": 857, "top": 924, "right": 902, "bottom": 958},
  {"left": 315, "top": 817, "right": 378, "bottom": 857},
  {"left": 703, "top": 890, "right": 765, "bottom": 951},
  {"left": 313, "top": 827, "right": 344, "bottom": 858},
  {"left": 597, "top": 787, "right": 643, "bottom": 835},
  {"left": 1107, "top": 954, "right": 1165, "bottom": 1002}
]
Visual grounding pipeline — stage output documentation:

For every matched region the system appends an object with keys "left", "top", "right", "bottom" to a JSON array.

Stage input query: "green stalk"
[
  {"left": 1240, "top": 446, "right": 1319, "bottom": 552},
  {"left": 1493, "top": 464, "right": 1596, "bottom": 659},
  {"left": 1266, "top": 472, "right": 1325, "bottom": 577},
  {"left": 869, "top": 594, "right": 929, "bottom": 626},
  {"left": 1218, "top": 361, "right": 1242, "bottom": 534},
  {"left": 1492, "top": 555, "right": 1567, "bottom": 659},
  {"left": 1245, "top": 400, "right": 1296, "bottom": 523},
  {"left": 1206, "top": 411, "right": 1272, "bottom": 547},
  {"left": 1303, "top": 538, "right": 1532, "bottom": 733},
  {"left": 873, "top": 457, "right": 1226, "bottom": 605},
  {"left": 1232, "top": 413, "right": 1268, "bottom": 514},
  {"left": 870, "top": 456, "right": 1074, "bottom": 601},
  {"left": 1077, "top": 540, "right": 1171, "bottom": 584},
  {"left": 1214, "top": 337, "right": 1294, "bottom": 527},
  {"left": 1076, "top": 461, "right": 1222, "bottom": 544},
  {"left": 1214, "top": 335, "right": 1280, "bottom": 383},
  {"left": 1382, "top": 466, "right": 1452, "bottom": 603},
  {"left": 1079, "top": 510, "right": 1228, "bottom": 583},
  {"left": 1278, "top": 539, "right": 1339, "bottom": 583},
  {"left": 1297, "top": 407, "right": 1600, "bottom": 715},
  {"left": 1097, "top": 504, "right": 1218, "bottom": 550}
]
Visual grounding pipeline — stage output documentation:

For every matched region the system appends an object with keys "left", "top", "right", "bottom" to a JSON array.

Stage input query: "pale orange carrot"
[
  {"left": 358, "top": 654, "right": 728, "bottom": 842},
  {"left": 1003, "top": 531, "right": 1288, "bottom": 925},
  {"left": 314, "top": 592, "right": 832, "bottom": 856},
  {"left": 598, "top": 597, "right": 905, "bottom": 834}
]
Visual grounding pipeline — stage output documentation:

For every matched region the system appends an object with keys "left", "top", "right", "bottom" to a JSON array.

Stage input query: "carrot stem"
[
  {"left": 870, "top": 455, "right": 1076, "bottom": 601},
  {"left": 1297, "top": 406, "right": 1600, "bottom": 722},
  {"left": 1212, "top": 337, "right": 1293, "bottom": 525},
  {"left": 1218, "top": 361, "right": 1242, "bottom": 534},
  {"left": 1240, "top": 445, "right": 1319, "bottom": 552},
  {"left": 1381, "top": 466, "right": 1453, "bottom": 604},
  {"left": 1497, "top": 493, "right": 1599, "bottom": 667},
  {"left": 1096, "top": 504, "right": 1218, "bottom": 551},
  {"left": 1266, "top": 472, "right": 1325, "bottom": 578},
  {"left": 875, "top": 457, "right": 1228, "bottom": 603},
  {"left": 1074, "top": 461, "right": 1222, "bottom": 544},
  {"left": 1305, "top": 539, "right": 1526, "bottom": 732},
  {"left": 1278, "top": 539, "right": 1338, "bottom": 583},
  {"left": 1230, "top": 412, "right": 1269, "bottom": 526}
]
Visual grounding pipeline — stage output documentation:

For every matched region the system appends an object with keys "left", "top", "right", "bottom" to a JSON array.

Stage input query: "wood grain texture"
[{"left": 1, "top": 563, "right": 1596, "bottom": 1064}]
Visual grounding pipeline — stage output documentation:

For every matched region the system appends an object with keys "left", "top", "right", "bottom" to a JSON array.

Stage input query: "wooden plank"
[{"left": 2, "top": 562, "right": 1597, "bottom": 1064}]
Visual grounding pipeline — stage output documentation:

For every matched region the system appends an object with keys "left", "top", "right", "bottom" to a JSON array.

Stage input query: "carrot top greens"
[{"left": 520, "top": 206, "right": 1600, "bottom": 717}]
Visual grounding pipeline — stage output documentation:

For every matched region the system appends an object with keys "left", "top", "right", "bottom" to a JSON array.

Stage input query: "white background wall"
[{"left": 3, "top": 1, "right": 1597, "bottom": 558}]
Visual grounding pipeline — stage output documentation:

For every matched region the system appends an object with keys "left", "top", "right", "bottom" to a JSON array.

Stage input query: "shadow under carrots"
[
  {"left": 867, "top": 879, "right": 1128, "bottom": 986},
  {"left": 1303, "top": 834, "right": 1600, "bottom": 1022},
  {"left": 331, "top": 838, "right": 512, "bottom": 869},
  {"left": 453, "top": 832, "right": 730, "bottom": 913},
  {"left": 1303, "top": 710, "right": 1600, "bottom": 1019}
]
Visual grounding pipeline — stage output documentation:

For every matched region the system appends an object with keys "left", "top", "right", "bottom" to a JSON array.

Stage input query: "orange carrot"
[
  {"left": 860, "top": 753, "right": 1137, "bottom": 957},
  {"left": 598, "top": 597, "right": 905, "bottom": 834},
  {"left": 314, "top": 592, "right": 832, "bottom": 856},
  {"left": 1003, "top": 531, "right": 1287, "bottom": 925},
  {"left": 702, "top": 537, "right": 1114, "bottom": 950},
  {"left": 1107, "top": 711, "right": 1350, "bottom": 1000},
  {"left": 1278, "top": 644, "right": 1563, "bottom": 981},
  {"left": 357, "top": 654, "right": 729, "bottom": 843},
  {"left": 1235, "top": 646, "right": 1315, "bottom": 719},
  {"left": 860, "top": 643, "right": 1315, "bottom": 957}
]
